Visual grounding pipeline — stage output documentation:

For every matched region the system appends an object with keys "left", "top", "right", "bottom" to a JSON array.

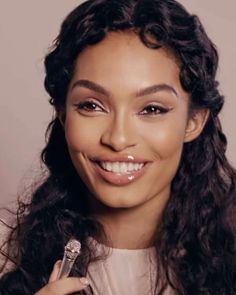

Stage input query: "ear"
[
  {"left": 56, "top": 107, "right": 66, "bottom": 128},
  {"left": 184, "top": 108, "right": 209, "bottom": 143}
]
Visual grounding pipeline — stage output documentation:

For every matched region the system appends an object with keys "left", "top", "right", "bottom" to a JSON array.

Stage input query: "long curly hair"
[{"left": 1, "top": 0, "right": 236, "bottom": 294}]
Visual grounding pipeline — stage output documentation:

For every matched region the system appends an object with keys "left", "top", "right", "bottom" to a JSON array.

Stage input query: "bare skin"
[
  {"left": 59, "top": 32, "right": 208, "bottom": 250},
  {"left": 87, "top": 188, "right": 168, "bottom": 249},
  {"left": 35, "top": 261, "right": 90, "bottom": 295}
]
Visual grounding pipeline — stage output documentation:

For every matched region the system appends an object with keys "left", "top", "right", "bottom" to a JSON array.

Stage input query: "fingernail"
[{"left": 80, "top": 277, "right": 89, "bottom": 285}]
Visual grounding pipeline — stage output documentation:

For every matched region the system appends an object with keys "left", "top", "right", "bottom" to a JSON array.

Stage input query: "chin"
[{"left": 90, "top": 188, "right": 152, "bottom": 210}]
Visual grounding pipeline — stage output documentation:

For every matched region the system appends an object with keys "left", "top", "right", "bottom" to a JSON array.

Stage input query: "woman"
[{"left": 1, "top": 0, "right": 236, "bottom": 294}]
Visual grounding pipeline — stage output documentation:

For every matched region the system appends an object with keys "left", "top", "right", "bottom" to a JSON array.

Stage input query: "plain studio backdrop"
[{"left": 0, "top": 1, "right": 235, "bottom": 207}]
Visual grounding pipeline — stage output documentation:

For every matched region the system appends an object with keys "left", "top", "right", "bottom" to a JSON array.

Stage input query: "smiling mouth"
[
  {"left": 98, "top": 161, "right": 145, "bottom": 174},
  {"left": 91, "top": 160, "right": 149, "bottom": 186}
]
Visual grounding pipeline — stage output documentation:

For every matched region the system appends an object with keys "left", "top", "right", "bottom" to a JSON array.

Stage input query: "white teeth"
[
  {"left": 113, "top": 162, "right": 120, "bottom": 173},
  {"left": 128, "top": 162, "right": 133, "bottom": 171},
  {"left": 106, "top": 162, "right": 112, "bottom": 172},
  {"left": 134, "top": 163, "right": 139, "bottom": 171},
  {"left": 120, "top": 162, "right": 128, "bottom": 173},
  {"left": 100, "top": 161, "right": 144, "bottom": 173}
]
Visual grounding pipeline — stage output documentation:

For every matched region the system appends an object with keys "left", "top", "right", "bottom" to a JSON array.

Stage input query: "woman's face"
[{"left": 63, "top": 32, "right": 193, "bottom": 211}]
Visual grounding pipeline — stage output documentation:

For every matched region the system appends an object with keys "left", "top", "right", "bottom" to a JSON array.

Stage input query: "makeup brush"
[{"left": 57, "top": 238, "right": 81, "bottom": 279}]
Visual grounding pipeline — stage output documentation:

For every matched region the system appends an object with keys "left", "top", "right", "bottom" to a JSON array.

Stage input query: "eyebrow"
[{"left": 71, "top": 79, "right": 178, "bottom": 98}]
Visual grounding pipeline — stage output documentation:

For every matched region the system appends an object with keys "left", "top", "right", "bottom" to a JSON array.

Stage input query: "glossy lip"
[{"left": 90, "top": 158, "right": 151, "bottom": 186}]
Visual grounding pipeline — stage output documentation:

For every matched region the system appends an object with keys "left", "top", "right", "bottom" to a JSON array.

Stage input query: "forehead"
[
  {"left": 70, "top": 31, "right": 186, "bottom": 98},
  {"left": 76, "top": 31, "right": 178, "bottom": 72}
]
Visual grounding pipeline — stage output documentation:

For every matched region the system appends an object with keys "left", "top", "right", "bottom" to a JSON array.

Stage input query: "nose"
[{"left": 100, "top": 113, "right": 137, "bottom": 152}]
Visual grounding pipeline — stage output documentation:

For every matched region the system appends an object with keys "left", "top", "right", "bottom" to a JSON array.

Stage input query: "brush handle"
[
  {"left": 57, "top": 238, "right": 81, "bottom": 279},
  {"left": 57, "top": 256, "right": 76, "bottom": 279}
]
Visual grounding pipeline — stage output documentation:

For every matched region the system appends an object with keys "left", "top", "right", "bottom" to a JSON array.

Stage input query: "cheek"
[
  {"left": 64, "top": 115, "right": 97, "bottom": 152},
  {"left": 140, "top": 118, "right": 187, "bottom": 159}
]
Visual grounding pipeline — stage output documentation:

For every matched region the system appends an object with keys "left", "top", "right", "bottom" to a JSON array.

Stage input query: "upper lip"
[{"left": 90, "top": 155, "right": 151, "bottom": 164}]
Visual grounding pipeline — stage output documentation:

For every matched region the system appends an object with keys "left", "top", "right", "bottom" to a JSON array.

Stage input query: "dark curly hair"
[{"left": 1, "top": 0, "right": 236, "bottom": 294}]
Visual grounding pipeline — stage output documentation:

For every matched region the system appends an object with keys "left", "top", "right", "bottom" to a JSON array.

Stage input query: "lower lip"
[{"left": 92, "top": 162, "right": 150, "bottom": 186}]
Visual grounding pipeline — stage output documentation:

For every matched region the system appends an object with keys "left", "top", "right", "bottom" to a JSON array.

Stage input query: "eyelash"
[
  {"left": 139, "top": 104, "right": 171, "bottom": 115},
  {"left": 74, "top": 101, "right": 171, "bottom": 116},
  {"left": 74, "top": 101, "right": 104, "bottom": 112}
]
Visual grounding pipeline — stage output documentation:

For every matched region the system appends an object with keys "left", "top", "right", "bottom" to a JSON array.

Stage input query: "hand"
[{"left": 34, "top": 260, "right": 90, "bottom": 295}]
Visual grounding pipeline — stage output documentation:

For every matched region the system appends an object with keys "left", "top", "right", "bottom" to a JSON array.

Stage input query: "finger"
[
  {"left": 49, "top": 260, "right": 62, "bottom": 283},
  {"left": 35, "top": 277, "right": 90, "bottom": 295}
]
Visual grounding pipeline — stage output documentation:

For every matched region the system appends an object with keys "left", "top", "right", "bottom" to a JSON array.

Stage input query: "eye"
[
  {"left": 139, "top": 104, "right": 172, "bottom": 116},
  {"left": 74, "top": 100, "right": 105, "bottom": 113}
]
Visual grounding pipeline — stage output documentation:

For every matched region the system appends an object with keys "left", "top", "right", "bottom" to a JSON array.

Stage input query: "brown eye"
[
  {"left": 74, "top": 101, "right": 104, "bottom": 112},
  {"left": 139, "top": 104, "right": 171, "bottom": 116}
]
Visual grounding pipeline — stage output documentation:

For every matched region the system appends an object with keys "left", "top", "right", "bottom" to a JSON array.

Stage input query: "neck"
[{"left": 89, "top": 188, "right": 170, "bottom": 249}]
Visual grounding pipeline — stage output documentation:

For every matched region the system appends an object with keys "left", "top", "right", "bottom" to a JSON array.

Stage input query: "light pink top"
[
  {"left": 87, "top": 238, "right": 173, "bottom": 295},
  {"left": 0, "top": 222, "right": 173, "bottom": 294}
]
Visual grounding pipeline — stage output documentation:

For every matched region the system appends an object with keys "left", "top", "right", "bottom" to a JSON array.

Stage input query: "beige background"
[{"left": 0, "top": 1, "right": 235, "bottom": 206}]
